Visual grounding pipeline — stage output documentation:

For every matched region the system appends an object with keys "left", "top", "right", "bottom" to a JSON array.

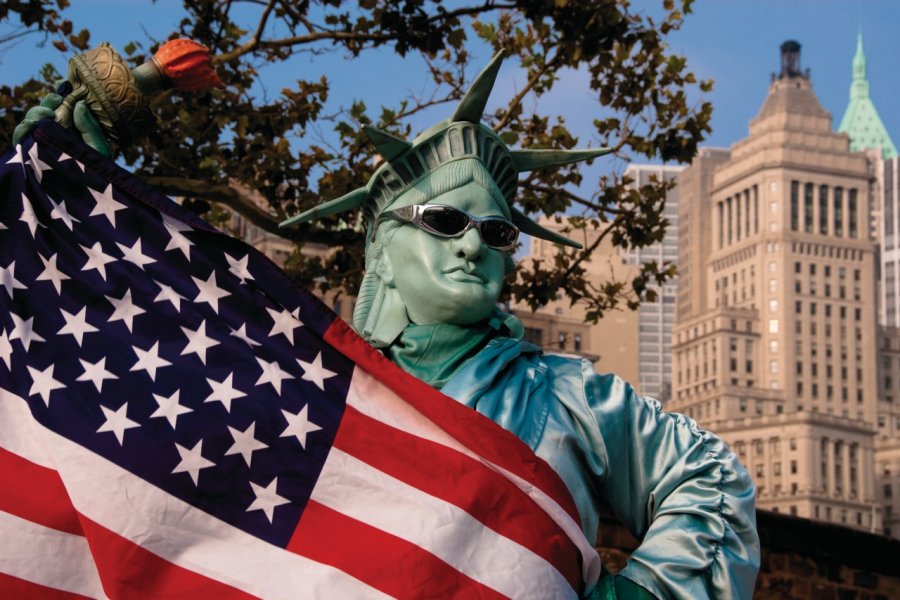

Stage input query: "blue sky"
[{"left": 2, "top": 1, "right": 899, "bottom": 163}]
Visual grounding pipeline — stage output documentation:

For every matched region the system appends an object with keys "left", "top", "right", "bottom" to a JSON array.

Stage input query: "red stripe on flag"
[
  {"left": 0, "top": 447, "right": 82, "bottom": 536},
  {"left": 75, "top": 515, "right": 257, "bottom": 600},
  {"left": 335, "top": 404, "right": 581, "bottom": 589},
  {"left": 323, "top": 319, "right": 582, "bottom": 523},
  {"left": 289, "top": 499, "right": 507, "bottom": 600},
  {"left": 0, "top": 572, "right": 92, "bottom": 600}
]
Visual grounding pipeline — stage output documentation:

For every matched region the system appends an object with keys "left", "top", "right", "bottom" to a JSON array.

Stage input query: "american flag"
[{"left": 0, "top": 121, "right": 600, "bottom": 599}]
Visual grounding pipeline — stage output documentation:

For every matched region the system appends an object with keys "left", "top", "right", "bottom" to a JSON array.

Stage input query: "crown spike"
[
  {"left": 511, "top": 147, "right": 614, "bottom": 172},
  {"left": 363, "top": 125, "right": 412, "bottom": 162},
  {"left": 451, "top": 50, "right": 505, "bottom": 124},
  {"left": 279, "top": 187, "right": 368, "bottom": 228},
  {"left": 509, "top": 207, "right": 583, "bottom": 249}
]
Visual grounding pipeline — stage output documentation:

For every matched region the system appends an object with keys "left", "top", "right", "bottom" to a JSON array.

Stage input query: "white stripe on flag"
[
  {"left": 347, "top": 368, "right": 602, "bottom": 587},
  {"left": 312, "top": 447, "right": 575, "bottom": 599},
  {"left": 0, "top": 510, "right": 108, "bottom": 599},
  {"left": 0, "top": 388, "right": 391, "bottom": 600},
  {"left": 0, "top": 388, "right": 56, "bottom": 469}
]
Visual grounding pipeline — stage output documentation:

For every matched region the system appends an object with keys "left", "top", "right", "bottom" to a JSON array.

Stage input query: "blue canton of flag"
[{"left": 0, "top": 121, "right": 598, "bottom": 599}]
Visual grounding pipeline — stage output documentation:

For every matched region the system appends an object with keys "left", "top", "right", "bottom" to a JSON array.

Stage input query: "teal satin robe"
[{"left": 436, "top": 336, "right": 760, "bottom": 600}]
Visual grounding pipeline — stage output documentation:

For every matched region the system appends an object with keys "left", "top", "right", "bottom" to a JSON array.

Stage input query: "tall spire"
[
  {"left": 838, "top": 30, "right": 897, "bottom": 159},
  {"left": 850, "top": 29, "right": 869, "bottom": 100}
]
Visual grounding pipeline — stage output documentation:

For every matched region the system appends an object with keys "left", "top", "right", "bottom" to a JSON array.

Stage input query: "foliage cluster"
[{"left": 0, "top": 0, "right": 711, "bottom": 320}]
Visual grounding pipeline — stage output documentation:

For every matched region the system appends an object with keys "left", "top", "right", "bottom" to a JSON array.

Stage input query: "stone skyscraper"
[{"left": 671, "top": 41, "right": 882, "bottom": 533}]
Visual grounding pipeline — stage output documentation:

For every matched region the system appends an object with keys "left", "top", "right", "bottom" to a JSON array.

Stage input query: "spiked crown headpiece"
[{"left": 280, "top": 51, "right": 612, "bottom": 249}]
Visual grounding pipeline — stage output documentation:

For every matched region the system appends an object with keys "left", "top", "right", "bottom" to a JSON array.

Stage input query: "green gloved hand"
[
  {"left": 12, "top": 93, "right": 61, "bottom": 146},
  {"left": 12, "top": 91, "right": 113, "bottom": 158}
]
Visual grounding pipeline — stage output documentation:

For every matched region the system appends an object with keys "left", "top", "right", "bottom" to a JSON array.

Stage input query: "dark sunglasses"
[{"left": 377, "top": 204, "right": 519, "bottom": 251}]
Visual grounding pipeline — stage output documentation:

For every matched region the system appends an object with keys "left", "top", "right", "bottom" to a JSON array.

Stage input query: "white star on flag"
[
  {"left": 88, "top": 184, "right": 127, "bottom": 226},
  {"left": 6, "top": 144, "right": 25, "bottom": 170},
  {"left": 26, "top": 143, "right": 52, "bottom": 183},
  {"left": 27, "top": 364, "right": 65, "bottom": 406},
  {"left": 130, "top": 341, "right": 172, "bottom": 381},
  {"left": 49, "top": 196, "right": 81, "bottom": 230},
  {"left": 180, "top": 320, "right": 219, "bottom": 364},
  {"left": 106, "top": 289, "right": 146, "bottom": 332},
  {"left": 266, "top": 306, "right": 303, "bottom": 344},
  {"left": 246, "top": 477, "right": 290, "bottom": 523},
  {"left": 153, "top": 281, "right": 186, "bottom": 311},
  {"left": 225, "top": 253, "right": 254, "bottom": 284},
  {"left": 116, "top": 239, "right": 156, "bottom": 270},
  {"left": 10, "top": 312, "right": 45, "bottom": 351},
  {"left": 0, "top": 329, "right": 12, "bottom": 370},
  {"left": 96, "top": 402, "right": 141, "bottom": 445},
  {"left": 229, "top": 323, "right": 260, "bottom": 348},
  {"left": 255, "top": 357, "right": 294, "bottom": 395},
  {"left": 172, "top": 440, "right": 215, "bottom": 485},
  {"left": 280, "top": 404, "right": 322, "bottom": 449},
  {"left": 163, "top": 215, "right": 193, "bottom": 259},
  {"left": 191, "top": 271, "right": 230, "bottom": 313},
  {"left": 57, "top": 152, "right": 85, "bottom": 172},
  {"left": 150, "top": 390, "right": 193, "bottom": 429},
  {"left": 0, "top": 261, "right": 27, "bottom": 298},
  {"left": 79, "top": 242, "right": 117, "bottom": 280},
  {"left": 58, "top": 307, "right": 98, "bottom": 346},
  {"left": 76, "top": 357, "right": 118, "bottom": 392},
  {"left": 225, "top": 422, "right": 268, "bottom": 467},
  {"left": 203, "top": 373, "right": 246, "bottom": 412},
  {"left": 19, "top": 193, "right": 43, "bottom": 237},
  {"left": 36, "top": 253, "right": 70, "bottom": 293},
  {"left": 297, "top": 352, "right": 337, "bottom": 391}
]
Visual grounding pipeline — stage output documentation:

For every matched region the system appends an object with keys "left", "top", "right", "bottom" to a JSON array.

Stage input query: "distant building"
[
  {"left": 838, "top": 32, "right": 897, "bottom": 159},
  {"left": 512, "top": 220, "right": 640, "bottom": 385},
  {"left": 623, "top": 164, "right": 684, "bottom": 403},
  {"left": 671, "top": 40, "right": 882, "bottom": 533}
]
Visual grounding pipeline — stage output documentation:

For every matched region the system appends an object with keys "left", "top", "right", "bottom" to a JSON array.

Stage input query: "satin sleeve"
[{"left": 580, "top": 368, "right": 760, "bottom": 600}]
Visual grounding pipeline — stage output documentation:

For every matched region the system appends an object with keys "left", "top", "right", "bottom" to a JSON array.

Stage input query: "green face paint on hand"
[{"left": 380, "top": 181, "right": 507, "bottom": 326}]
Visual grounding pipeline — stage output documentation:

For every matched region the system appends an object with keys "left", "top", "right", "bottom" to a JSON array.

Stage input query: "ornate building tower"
[
  {"left": 671, "top": 41, "right": 881, "bottom": 532},
  {"left": 838, "top": 32, "right": 897, "bottom": 160}
]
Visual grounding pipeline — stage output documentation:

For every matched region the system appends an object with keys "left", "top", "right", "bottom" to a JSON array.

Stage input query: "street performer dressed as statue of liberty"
[
  {"left": 13, "top": 46, "right": 759, "bottom": 600},
  {"left": 279, "top": 52, "right": 761, "bottom": 600}
]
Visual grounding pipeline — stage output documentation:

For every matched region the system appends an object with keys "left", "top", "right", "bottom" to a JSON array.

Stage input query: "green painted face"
[{"left": 379, "top": 181, "right": 507, "bottom": 326}]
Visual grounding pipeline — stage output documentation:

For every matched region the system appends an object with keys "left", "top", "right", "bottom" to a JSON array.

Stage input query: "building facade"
[
  {"left": 512, "top": 221, "right": 638, "bottom": 382},
  {"left": 623, "top": 165, "right": 684, "bottom": 403},
  {"left": 671, "top": 41, "right": 883, "bottom": 533}
]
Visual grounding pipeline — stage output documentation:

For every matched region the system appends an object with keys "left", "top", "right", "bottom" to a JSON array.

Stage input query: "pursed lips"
[{"left": 442, "top": 264, "right": 487, "bottom": 283}]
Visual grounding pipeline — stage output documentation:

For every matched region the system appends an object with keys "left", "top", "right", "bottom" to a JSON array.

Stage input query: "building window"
[
  {"left": 804, "top": 183, "right": 814, "bottom": 232},
  {"left": 769, "top": 319, "right": 779, "bottom": 333},
  {"left": 524, "top": 328, "right": 543, "bottom": 346},
  {"left": 819, "top": 184, "right": 829, "bottom": 234},
  {"left": 790, "top": 181, "right": 799, "bottom": 231},
  {"left": 848, "top": 188, "right": 858, "bottom": 238},
  {"left": 574, "top": 334, "right": 582, "bottom": 352},
  {"left": 834, "top": 187, "right": 843, "bottom": 236}
]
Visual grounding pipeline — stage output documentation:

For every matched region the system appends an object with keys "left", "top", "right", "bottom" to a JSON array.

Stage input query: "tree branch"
[
  {"left": 213, "top": 0, "right": 277, "bottom": 63},
  {"left": 141, "top": 175, "right": 363, "bottom": 246},
  {"left": 493, "top": 52, "right": 559, "bottom": 131}
]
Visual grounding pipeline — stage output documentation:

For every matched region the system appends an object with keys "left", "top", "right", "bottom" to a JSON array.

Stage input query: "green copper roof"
[{"left": 838, "top": 31, "right": 898, "bottom": 159}]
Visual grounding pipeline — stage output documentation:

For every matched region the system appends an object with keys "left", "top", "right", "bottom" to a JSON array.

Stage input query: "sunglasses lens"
[
  {"left": 480, "top": 219, "right": 518, "bottom": 248},
  {"left": 421, "top": 206, "right": 469, "bottom": 236}
]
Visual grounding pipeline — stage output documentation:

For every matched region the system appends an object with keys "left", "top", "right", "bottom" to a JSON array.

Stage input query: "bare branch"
[
  {"left": 213, "top": 0, "right": 277, "bottom": 63},
  {"left": 493, "top": 53, "right": 559, "bottom": 131}
]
